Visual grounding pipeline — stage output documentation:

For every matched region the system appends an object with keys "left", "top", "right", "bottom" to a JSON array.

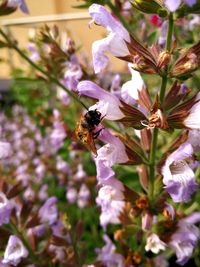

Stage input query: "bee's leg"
[
  {"left": 93, "top": 128, "right": 104, "bottom": 139},
  {"left": 100, "top": 114, "right": 106, "bottom": 122}
]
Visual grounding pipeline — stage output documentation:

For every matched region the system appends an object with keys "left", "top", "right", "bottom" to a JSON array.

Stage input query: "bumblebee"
[{"left": 73, "top": 109, "right": 102, "bottom": 155}]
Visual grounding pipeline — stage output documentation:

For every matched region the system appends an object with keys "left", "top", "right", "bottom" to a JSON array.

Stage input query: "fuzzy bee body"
[{"left": 74, "top": 110, "right": 102, "bottom": 155}]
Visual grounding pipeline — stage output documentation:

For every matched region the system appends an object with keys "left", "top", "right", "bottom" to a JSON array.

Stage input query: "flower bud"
[
  {"left": 136, "top": 196, "right": 149, "bottom": 209},
  {"left": 157, "top": 51, "right": 171, "bottom": 69},
  {"left": 142, "top": 211, "right": 153, "bottom": 231},
  {"left": 131, "top": 0, "right": 162, "bottom": 14}
]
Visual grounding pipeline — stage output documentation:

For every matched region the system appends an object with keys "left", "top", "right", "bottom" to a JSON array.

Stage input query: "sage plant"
[{"left": 1, "top": 0, "right": 200, "bottom": 266}]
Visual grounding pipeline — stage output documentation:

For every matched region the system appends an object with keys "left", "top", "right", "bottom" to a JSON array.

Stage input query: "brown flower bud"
[
  {"left": 136, "top": 196, "right": 149, "bottom": 209},
  {"left": 133, "top": 251, "right": 142, "bottom": 265},
  {"left": 157, "top": 51, "right": 171, "bottom": 69},
  {"left": 114, "top": 229, "right": 125, "bottom": 241}
]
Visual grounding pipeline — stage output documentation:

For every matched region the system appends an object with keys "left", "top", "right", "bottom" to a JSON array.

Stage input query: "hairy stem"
[
  {"left": 160, "top": 12, "right": 174, "bottom": 103},
  {"left": 148, "top": 13, "right": 174, "bottom": 202}
]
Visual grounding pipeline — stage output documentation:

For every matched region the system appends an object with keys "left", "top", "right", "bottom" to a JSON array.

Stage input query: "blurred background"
[{"left": 0, "top": 0, "right": 125, "bottom": 79}]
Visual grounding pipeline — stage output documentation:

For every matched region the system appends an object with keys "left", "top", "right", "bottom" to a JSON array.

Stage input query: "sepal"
[
  {"left": 118, "top": 100, "right": 147, "bottom": 129},
  {"left": 170, "top": 40, "right": 200, "bottom": 78},
  {"left": 131, "top": 0, "right": 165, "bottom": 15}
]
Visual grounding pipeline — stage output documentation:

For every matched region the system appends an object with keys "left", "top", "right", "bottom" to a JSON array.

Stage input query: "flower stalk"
[{"left": 148, "top": 12, "right": 174, "bottom": 202}]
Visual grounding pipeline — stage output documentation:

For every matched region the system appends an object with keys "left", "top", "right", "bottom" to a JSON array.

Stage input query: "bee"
[{"left": 73, "top": 109, "right": 102, "bottom": 155}]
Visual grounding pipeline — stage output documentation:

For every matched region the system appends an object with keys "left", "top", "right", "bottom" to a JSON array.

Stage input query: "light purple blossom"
[
  {"left": 188, "top": 129, "right": 200, "bottom": 151},
  {"left": 0, "top": 193, "right": 13, "bottom": 226},
  {"left": 142, "top": 212, "right": 153, "bottom": 231},
  {"left": 27, "top": 43, "right": 40, "bottom": 62},
  {"left": 184, "top": 93, "right": 200, "bottom": 129},
  {"left": 77, "top": 184, "right": 90, "bottom": 208},
  {"left": 169, "top": 212, "right": 200, "bottom": 265},
  {"left": 56, "top": 156, "right": 70, "bottom": 174},
  {"left": 57, "top": 89, "right": 70, "bottom": 106},
  {"left": 95, "top": 129, "right": 129, "bottom": 183},
  {"left": 24, "top": 187, "right": 35, "bottom": 202},
  {"left": 158, "top": 21, "right": 168, "bottom": 47},
  {"left": 77, "top": 81, "right": 124, "bottom": 120},
  {"left": 74, "top": 164, "right": 86, "bottom": 181},
  {"left": 89, "top": 3, "right": 130, "bottom": 73},
  {"left": 161, "top": 142, "right": 198, "bottom": 202},
  {"left": 50, "top": 121, "right": 66, "bottom": 151},
  {"left": 96, "top": 179, "right": 125, "bottom": 229},
  {"left": 2, "top": 235, "right": 28, "bottom": 266},
  {"left": 164, "top": 0, "right": 196, "bottom": 12},
  {"left": 62, "top": 58, "right": 83, "bottom": 91},
  {"left": 66, "top": 187, "right": 78, "bottom": 204},
  {"left": 96, "top": 235, "right": 125, "bottom": 267},
  {"left": 39, "top": 197, "right": 58, "bottom": 225},
  {"left": 121, "top": 63, "right": 145, "bottom": 106},
  {"left": 38, "top": 184, "right": 48, "bottom": 201},
  {"left": 0, "top": 141, "right": 12, "bottom": 159},
  {"left": 7, "top": 0, "right": 29, "bottom": 14}
]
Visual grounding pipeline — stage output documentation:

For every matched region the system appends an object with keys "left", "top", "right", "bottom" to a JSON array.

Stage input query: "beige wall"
[{"left": 0, "top": 0, "right": 125, "bottom": 78}]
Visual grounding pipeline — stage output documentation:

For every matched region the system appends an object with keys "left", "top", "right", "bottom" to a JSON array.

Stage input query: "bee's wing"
[{"left": 85, "top": 132, "right": 97, "bottom": 156}]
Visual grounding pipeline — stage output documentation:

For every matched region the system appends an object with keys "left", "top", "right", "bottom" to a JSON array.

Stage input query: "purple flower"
[
  {"left": 50, "top": 116, "right": 67, "bottom": 151},
  {"left": 56, "top": 156, "right": 70, "bottom": 174},
  {"left": 169, "top": 212, "right": 200, "bottom": 265},
  {"left": 95, "top": 129, "right": 129, "bottom": 183},
  {"left": 0, "top": 193, "right": 13, "bottom": 226},
  {"left": 0, "top": 141, "right": 12, "bottom": 159},
  {"left": 184, "top": 93, "right": 200, "bottom": 129},
  {"left": 188, "top": 129, "right": 200, "bottom": 152},
  {"left": 77, "top": 184, "right": 90, "bottom": 208},
  {"left": 38, "top": 184, "right": 48, "bottom": 201},
  {"left": 7, "top": 0, "right": 29, "bottom": 14},
  {"left": 96, "top": 179, "right": 125, "bottom": 229},
  {"left": 96, "top": 235, "right": 125, "bottom": 267},
  {"left": 164, "top": 0, "right": 196, "bottom": 12},
  {"left": 161, "top": 142, "right": 198, "bottom": 202},
  {"left": 27, "top": 43, "right": 40, "bottom": 62},
  {"left": 57, "top": 89, "right": 70, "bottom": 106},
  {"left": 39, "top": 197, "right": 58, "bottom": 225},
  {"left": 62, "top": 59, "right": 83, "bottom": 91},
  {"left": 89, "top": 4, "right": 130, "bottom": 73},
  {"left": 77, "top": 81, "right": 124, "bottom": 120},
  {"left": 2, "top": 235, "right": 28, "bottom": 266},
  {"left": 184, "top": 0, "right": 197, "bottom": 6},
  {"left": 66, "top": 187, "right": 77, "bottom": 204},
  {"left": 158, "top": 21, "right": 168, "bottom": 47},
  {"left": 121, "top": 63, "right": 145, "bottom": 106},
  {"left": 74, "top": 164, "right": 86, "bottom": 181}
]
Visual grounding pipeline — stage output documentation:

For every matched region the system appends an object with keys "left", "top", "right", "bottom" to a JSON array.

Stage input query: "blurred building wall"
[{"left": 0, "top": 0, "right": 125, "bottom": 78}]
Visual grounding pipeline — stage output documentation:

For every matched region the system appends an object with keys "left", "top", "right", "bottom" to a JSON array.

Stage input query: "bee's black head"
[{"left": 85, "top": 109, "right": 102, "bottom": 126}]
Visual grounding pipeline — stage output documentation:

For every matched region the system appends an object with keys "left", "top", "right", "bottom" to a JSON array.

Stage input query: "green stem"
[
  {"left": 0, "top": 28, "right": 88, "bottom": 110},
  {"left": 160, "top": 13, "right": 174, "bottom": 103},
  {"left": 148, "top": 13, "right": 174, "bottom": 202},
  {"left": 166, "top": 13, "right": 174, "bottom": 52},
  {"left": 148, "top": 128, "right": 158, "bottom": 201}
]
